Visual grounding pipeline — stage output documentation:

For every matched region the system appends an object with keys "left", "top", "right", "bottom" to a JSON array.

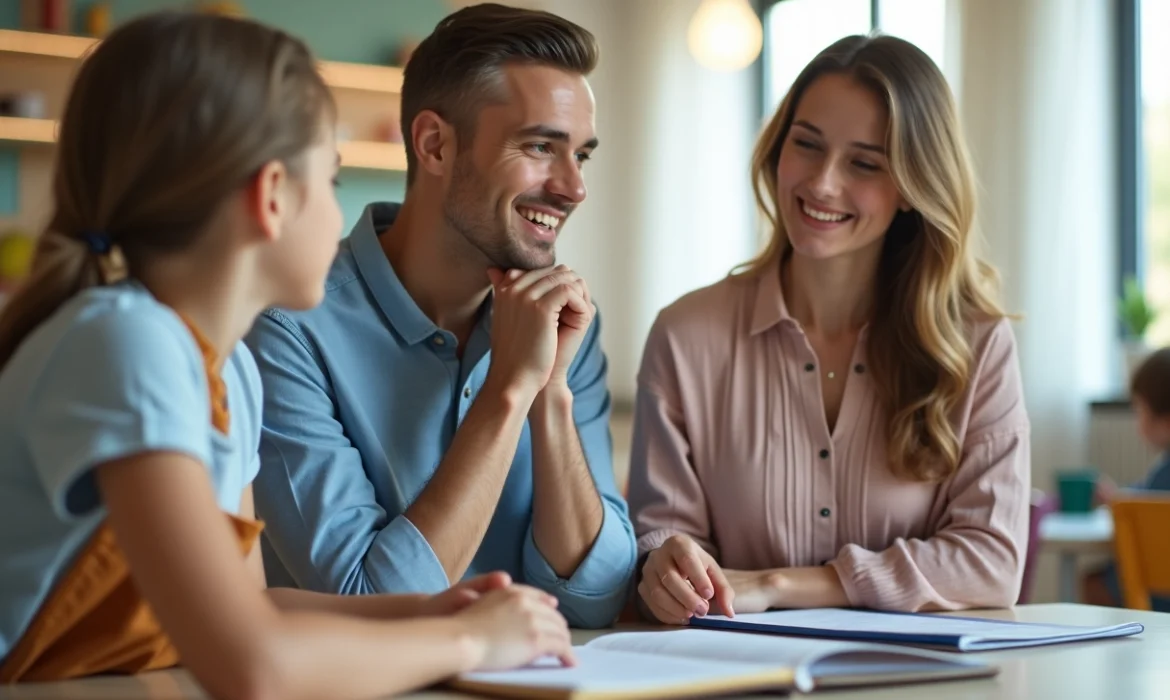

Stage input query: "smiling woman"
[
  {"left": 626, "top": 34, "right": 1030, "bottom": 625},
  {"left": 774, "top": 75, "right": 907, "bottom": 266}
]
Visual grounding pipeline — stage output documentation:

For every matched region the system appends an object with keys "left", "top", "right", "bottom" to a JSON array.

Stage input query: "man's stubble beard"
[{"left": 442, "top": 154, "right": 557, "bottom": 271}]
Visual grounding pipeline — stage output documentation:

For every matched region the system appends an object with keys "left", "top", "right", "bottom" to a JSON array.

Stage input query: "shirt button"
[
  {"left": 432, "top": 335, "right": 446, "bottom": 346},
  {"left": 820, "top": 507, "right": 831, "bottom": 517},
  {"left": 804, "top": 363, "right": 815, "bottom": 372},
  {"left": 854, "top": 364, "right": 865, "bottom": 374},
  {"left": 463, "top": 387, "right": 472, "bottom": 399},
  {"left": 819, "top": 448, "right": 830, "bottom": 459}
]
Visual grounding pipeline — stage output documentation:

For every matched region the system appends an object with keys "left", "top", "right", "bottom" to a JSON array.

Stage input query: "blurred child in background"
[{"left": 1082, "top": 347, "right": 1170, "bottom": 610}]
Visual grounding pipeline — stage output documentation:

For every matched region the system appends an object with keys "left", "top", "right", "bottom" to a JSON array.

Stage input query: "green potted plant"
[{"left": 1119, "top": 275, "right": 1156, "bottom": 381}]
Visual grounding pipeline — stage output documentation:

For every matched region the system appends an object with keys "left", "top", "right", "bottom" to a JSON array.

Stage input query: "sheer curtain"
[{"left": 957, "top": 0, "right": 1117, "bottom": 485}]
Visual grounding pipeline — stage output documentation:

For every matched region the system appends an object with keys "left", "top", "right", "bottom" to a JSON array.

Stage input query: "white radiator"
[{"left": 1088, "top": 401, "right": 1162, "bottom": 486}]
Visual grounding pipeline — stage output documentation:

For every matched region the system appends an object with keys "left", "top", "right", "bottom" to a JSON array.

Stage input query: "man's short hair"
[{"left": 399, "top": 3, "right": 598, "bottom": 185}]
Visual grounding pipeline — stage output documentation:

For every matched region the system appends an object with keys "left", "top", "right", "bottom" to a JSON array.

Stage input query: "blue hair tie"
[{"left": 80, "top": 230, "right": 112, "bottom": 255}]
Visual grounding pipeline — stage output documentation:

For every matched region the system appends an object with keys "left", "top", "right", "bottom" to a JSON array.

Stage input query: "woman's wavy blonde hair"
[{"left": 737, "top": 34, "right": 1006, "bottom": 483}]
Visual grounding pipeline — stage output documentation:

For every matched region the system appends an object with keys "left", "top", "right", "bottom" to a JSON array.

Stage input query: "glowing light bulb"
[{"left": 687, "top": 0, "right": 764, "bottom": 72}]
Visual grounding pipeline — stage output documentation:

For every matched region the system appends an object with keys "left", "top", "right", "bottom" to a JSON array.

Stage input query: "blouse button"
[
  {"left": 804, "top": 363, "right": 815, "bottom": 372},
  {"left": 820, "top": 507, "right": 831, "bottom": 518},
  {"left": 819, "top": 448, "right": 830, "bottom": 459},
  {"left": 854, "top": 363, "right": 866, "bottom": 373},
  {"left": 463, "top": 387, "right": 472, "bottom": 399}
]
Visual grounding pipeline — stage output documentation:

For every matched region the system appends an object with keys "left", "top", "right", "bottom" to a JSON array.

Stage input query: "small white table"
[{"left": 1039, "top": 509, "right": 1115, "bottom": 602}]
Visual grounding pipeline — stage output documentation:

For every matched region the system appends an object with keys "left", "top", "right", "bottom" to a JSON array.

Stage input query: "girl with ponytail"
[{"left": 0, "top": 11, "right": 572, "bottom": 699}]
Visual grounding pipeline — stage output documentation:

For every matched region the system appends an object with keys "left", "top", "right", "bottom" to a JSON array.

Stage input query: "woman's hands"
[
  {"left": 638, "top": 535, "right": 824, "bottom": 624},
  {"left": 638, "top": 535, "right": 736, "bottom": 624}
]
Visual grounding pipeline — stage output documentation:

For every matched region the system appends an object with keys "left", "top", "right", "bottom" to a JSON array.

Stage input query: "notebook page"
[
  {"left": 705, "top": 609, "right": 1142, "bottom": 644},
  {"left": 810, "top": 652, "right": 997, "bottom": 689},
  {"left": 456, "top": 647, "right": 792, "bottom": 693},
  {"left": 813, "top": 651, "right": 983, "bottom": 678},
  {"left": 586, "top": 629, "right": 984, "bottom": 672},
  {"left": 587, "top": 628, "right": 858, "bottom": 667}
]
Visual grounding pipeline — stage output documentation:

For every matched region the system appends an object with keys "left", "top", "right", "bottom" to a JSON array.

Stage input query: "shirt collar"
[
  {"left": 349, "top": 202, "right": 440, "bottom": 346},
  {"left": 748, "top": 258, "right": 873, "bottom": 340},
  {"left": 749, "top": 261, "right": 799, "bottom": 336},
  {"left": 349, "top": 202, "right": 495, "bottom": 346}
]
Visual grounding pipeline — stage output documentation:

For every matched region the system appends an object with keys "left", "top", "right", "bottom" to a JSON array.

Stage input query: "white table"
[
  {"left": 2, "top": 604, "right": 1166, "bottom": 700},
  {"left": 1038, "top": 509, "right": 1115, "bottom": 602}
]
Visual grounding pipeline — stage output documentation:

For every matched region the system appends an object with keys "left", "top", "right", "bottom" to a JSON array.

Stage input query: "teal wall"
[
  {"left": 0, "top": 5, "right": 18, "bottom": 28},
  {"left": 2, "top": 0, "right": 451, "bottom": 230},
  {"left": 0, "top": 150, "right": 16, "bottom": 216}
]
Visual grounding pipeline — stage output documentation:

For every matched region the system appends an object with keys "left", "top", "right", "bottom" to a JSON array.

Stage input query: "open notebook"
[
  {"left": 451, "top": 628, "right": 995, "bottom": 699},
  {"left": 689, "top": 608, "right": 1145, "bottom": 651}
]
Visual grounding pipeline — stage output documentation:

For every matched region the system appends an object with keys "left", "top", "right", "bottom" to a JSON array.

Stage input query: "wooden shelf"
[
  {"left": 0, "top": 116, "right": 56, "bottom": 143},
  {"left": 0, "top": 28, "right": 96, "bottom": 59},
  {"left": 319, "top": 61, "right": 402, "bottom": 94},
  {"left": 338, "top": 140, "right": 407, "bottom": 171},
  {"left": 0, "top": 117, "right": 405, "bottom": 171},
  {"left": 0, "top": 28, "right": 403, "bottom": 94}
]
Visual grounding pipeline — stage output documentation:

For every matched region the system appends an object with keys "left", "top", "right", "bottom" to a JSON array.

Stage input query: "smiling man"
[{"left": 242, "top": 4, "right": 636, "bottom": 628}]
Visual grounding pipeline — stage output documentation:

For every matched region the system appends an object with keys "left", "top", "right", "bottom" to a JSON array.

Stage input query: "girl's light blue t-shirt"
[{"left": 0, "top": 282, "right": 263, "bottom": 661}]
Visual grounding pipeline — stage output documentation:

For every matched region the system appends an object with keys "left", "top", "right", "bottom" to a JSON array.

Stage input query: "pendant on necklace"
[{"left": 827, "top": 371, "right": 836, "bottom": 379}]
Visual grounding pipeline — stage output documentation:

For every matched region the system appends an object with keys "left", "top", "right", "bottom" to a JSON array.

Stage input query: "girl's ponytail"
[{"left": 0, "top": 228, "right": 125, "bottom": 369}]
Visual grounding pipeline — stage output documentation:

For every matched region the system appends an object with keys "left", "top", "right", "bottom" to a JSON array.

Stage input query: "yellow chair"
[{"left": 1109, "top": 495, "right": 1170, "bottom": 610}]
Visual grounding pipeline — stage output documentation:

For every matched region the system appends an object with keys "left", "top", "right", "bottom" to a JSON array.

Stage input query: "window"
[
  {"left": 1139, "top": 0, "right": 1170, "bottom": 344},
  {"left": 763, "top": 0, "right": 870, "bottom": 113},
  {"left": 874, "top": 0, "right": 948, "bottom": 76},
  {"left": 762, "top": 0, "right": 950, "bottom": 116}
]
